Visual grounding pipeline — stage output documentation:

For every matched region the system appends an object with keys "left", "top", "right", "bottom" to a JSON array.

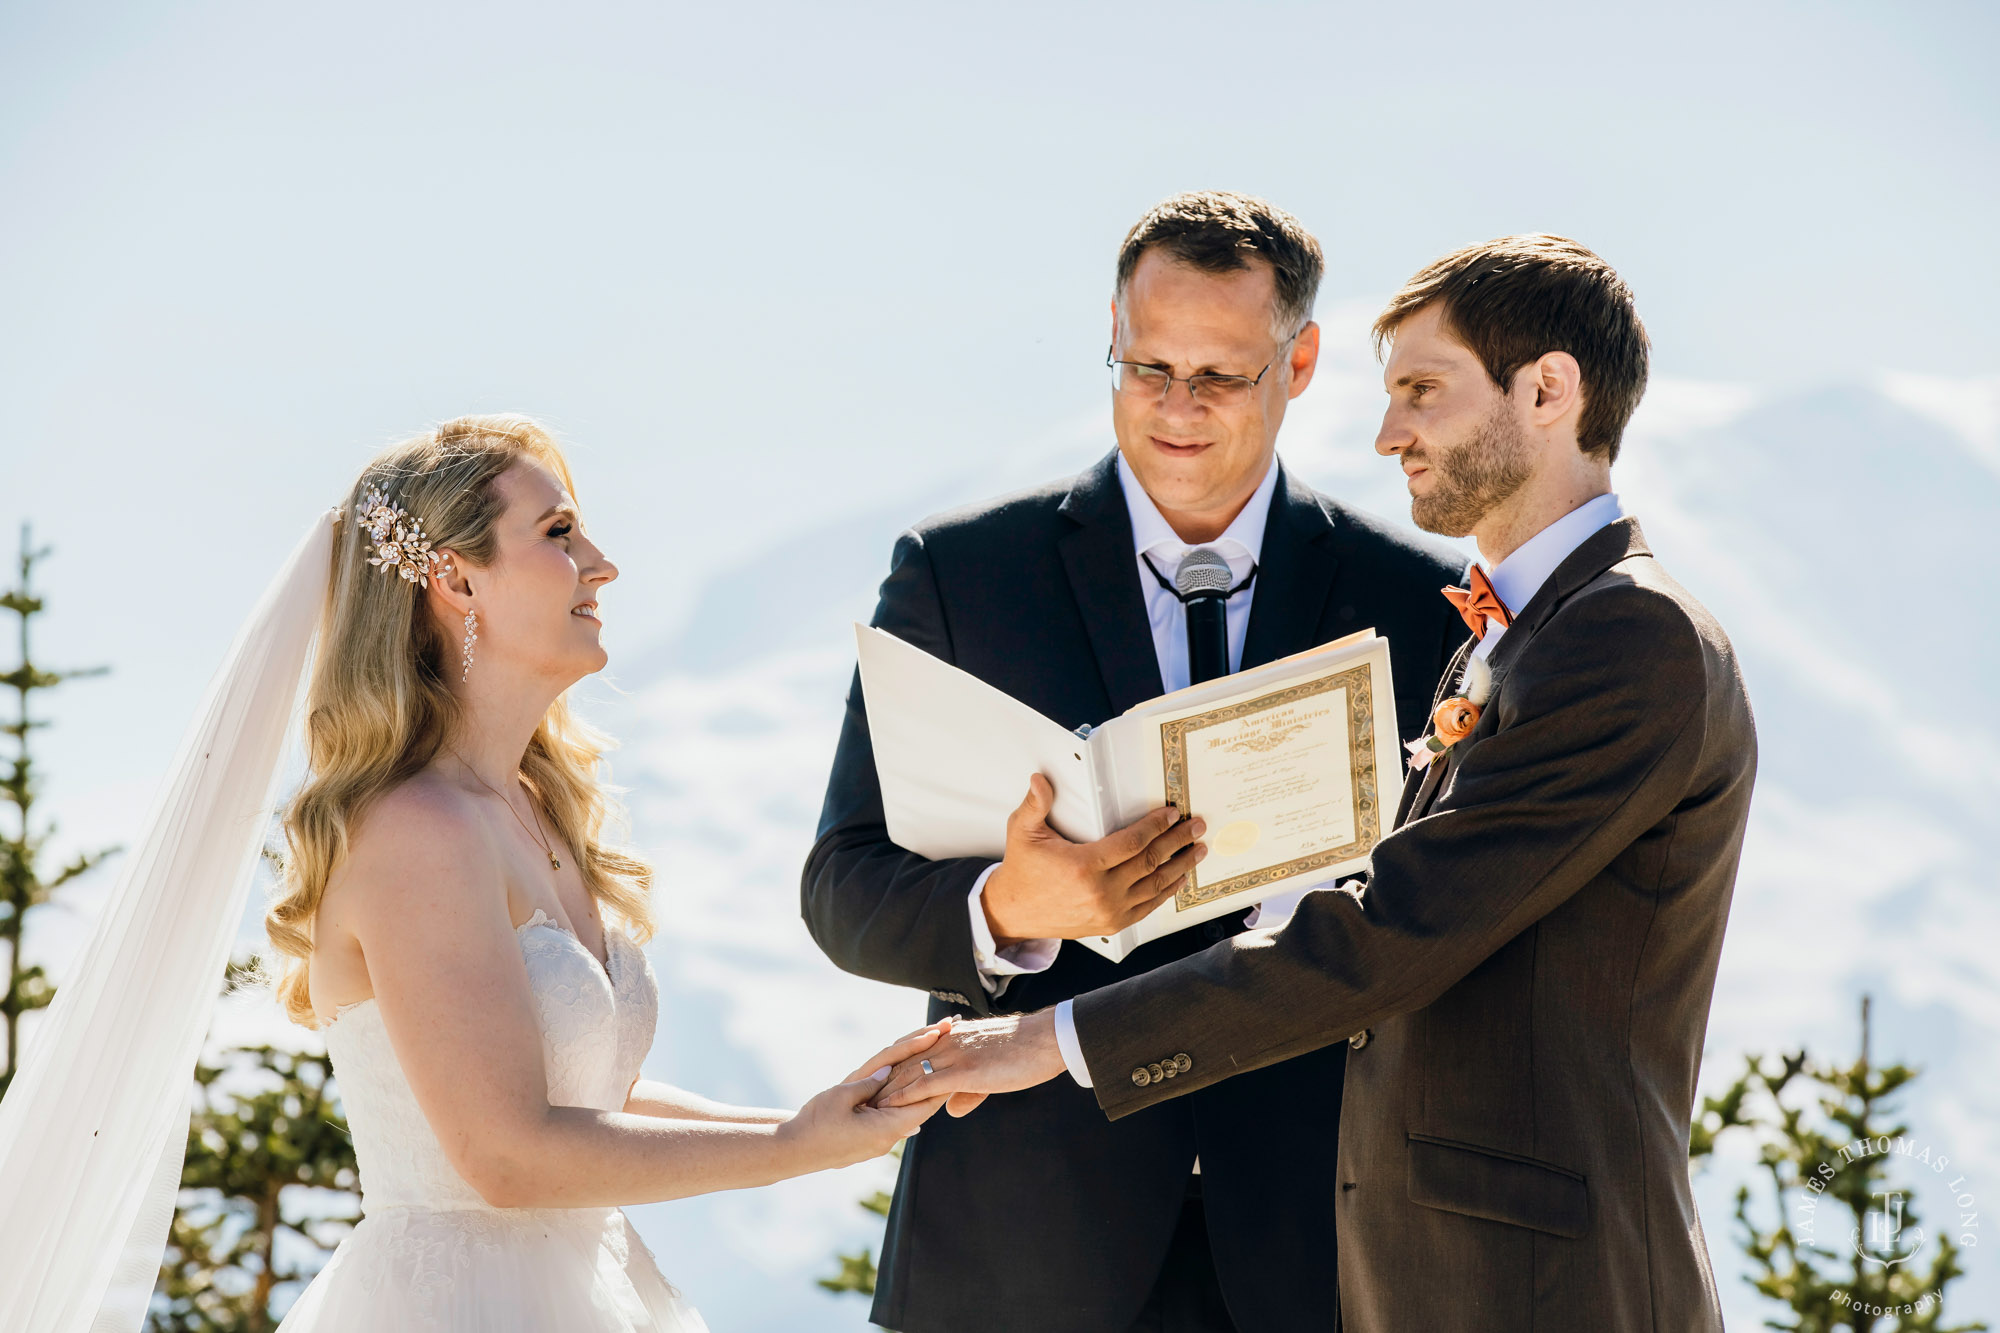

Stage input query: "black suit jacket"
[
  {"left": 802, "top": 449, "right": 1467, "bottom": 1333},
  {"left": 1073, "top": 520, "right": 1755, "bottom": 1332}
]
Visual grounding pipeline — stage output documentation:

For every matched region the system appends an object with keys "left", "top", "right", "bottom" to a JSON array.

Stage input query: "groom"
[
  {"left": 877, "top": 234, "right": 1757, "bottom": 1332},
  {"left": 803, "top": 191, "right": 1468, "bottom": 1332}
]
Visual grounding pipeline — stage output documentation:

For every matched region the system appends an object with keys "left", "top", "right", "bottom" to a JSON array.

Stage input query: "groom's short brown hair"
[{"left": 1373, "top": 235, "right": 1650, "bottom": 463}]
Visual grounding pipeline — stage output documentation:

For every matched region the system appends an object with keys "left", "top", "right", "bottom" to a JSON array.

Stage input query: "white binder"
[{"left": 856, "top": 623, "right": 1403, "bottom": 961}]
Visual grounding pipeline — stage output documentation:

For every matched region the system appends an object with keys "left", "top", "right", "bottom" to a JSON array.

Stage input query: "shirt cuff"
[
  {"left": 968, "top": 864, "right": 1060, "bottom": 996},
  {"left": 1241, "top": 875, "right": 1357, "bottom": 930},
  {"left": 1053, "top": 999, "right": 1094, "bottom": 1088},
  {"left": 1242, "top": 885, "right": 1312, "bottom": 930}
]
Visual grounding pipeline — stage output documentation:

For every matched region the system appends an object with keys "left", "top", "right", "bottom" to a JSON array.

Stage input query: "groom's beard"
[{"left": 1409, "top": 401, "right": 1533, "bottom": 538}]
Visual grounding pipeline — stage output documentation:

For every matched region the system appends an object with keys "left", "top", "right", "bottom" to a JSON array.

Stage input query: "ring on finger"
[{"left": 920, "top": 1059, "right": 935, "bottom": 1076}]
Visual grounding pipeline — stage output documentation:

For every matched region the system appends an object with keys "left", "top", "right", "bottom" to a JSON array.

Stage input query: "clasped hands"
[
  {"left": 854, "top": 777, "right": 1207, "bottom": 1120},
  {"left": 864, "top": 1011, "right": 1068, "bottom": 1118}
]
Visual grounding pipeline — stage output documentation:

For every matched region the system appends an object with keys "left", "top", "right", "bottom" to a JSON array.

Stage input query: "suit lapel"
[
  {"left": 1482, "top": 517, "right": 1652, "bottom": 688},
  {"left": 1057, "top": 451, "right": 1166, "bottom": 716},
  {"left": 1398, "top": 518, "right": 1654, "bottom": 827},
  {"left": 1393, "top": 636, "right": 1476, "bottom": 829},
  {"left": 1053, "top": 451, "right": 1359, "bottom": 718},
  {"left": 1241, "top": 462, "right": 1340, "bottom": 670},
  {"left": 1398, "top": 738, "right": 1455, "bottom": 828},
  {"left": 1392, "top": 760, "right": 1431, "bottom": 830},
  {"left": 1430, "top": 636, "right": 1476, "bottom": 717}
]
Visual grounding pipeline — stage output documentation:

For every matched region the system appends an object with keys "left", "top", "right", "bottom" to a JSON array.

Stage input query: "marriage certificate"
[
  {"left": 1153, "top": 660, "right": 1380, "bottom": 913},
  {"left": 856, "top": 624, "right": 1402, "bottom": 960}
]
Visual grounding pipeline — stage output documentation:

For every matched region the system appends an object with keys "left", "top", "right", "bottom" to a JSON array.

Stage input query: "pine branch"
[
  {"left": 1692, "top": 996, "right": 1988, "bottom": 1331},
  {"left": 816, "top": 1249, "right": 879, "bottom": 1296},
  {"left": 0, "top": 523, "right": 117, "bottom": 1092},
  {"left": 156, "top": 1014, "right": 361, "bottom": 1330},
  {"left": 43, "top": 844, "right": 121, "bottom": 892}
]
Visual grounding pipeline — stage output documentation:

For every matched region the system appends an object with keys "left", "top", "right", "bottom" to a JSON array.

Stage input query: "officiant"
[{"left": 802, "top": 191, "right": 1468, "bottom": 1333}]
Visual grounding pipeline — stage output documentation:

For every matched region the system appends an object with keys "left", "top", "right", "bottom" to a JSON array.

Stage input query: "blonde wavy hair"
[{"left": 266, "top": 414, "right": 654, "bottom": 1027}]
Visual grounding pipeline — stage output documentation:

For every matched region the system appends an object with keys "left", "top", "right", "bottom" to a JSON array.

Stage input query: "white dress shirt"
[
  {"left": 1051, "top": 490, "right": 1631, "bottom": 1088},
  {"left": 961, "top": 450, "right": 1342, "bottom": 1106},
  {"left": 1470, "top": 492, "right": 1626, "bottom": 661},
  {"left": 965, "top": 454, "right": 1295, "bottom": 1002}
]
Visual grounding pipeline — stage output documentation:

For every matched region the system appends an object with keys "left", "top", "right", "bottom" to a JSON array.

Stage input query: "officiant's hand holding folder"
[{"left": 856, "top": 623, "right": 1404, "bottom": 962}]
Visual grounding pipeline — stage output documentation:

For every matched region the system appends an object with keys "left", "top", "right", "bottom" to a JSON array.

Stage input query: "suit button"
[
  {"left": 1202, "top": 920, "right": 1230, "bottom": 942},
  {"left": 1132, "top": 1067, "right": 1152, "bottom": 1087},
  {"left": 1147, "top": 1062, "right": 1165, "bottom": 1082},
  {"left": 1161, "top": 1062, "right": 1177, "bottom": 1078},
  {"left": 1348, "top": 1029, "right": 1372, "bottom": 1050},
  {"left": 1173, "top": 1053, "right": 1192, "bottom": 1073}
]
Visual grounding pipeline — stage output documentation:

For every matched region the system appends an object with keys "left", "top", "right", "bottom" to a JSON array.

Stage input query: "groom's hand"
[
  {"left": 982, "top": 774, "right": 1208, "bottom": 946},
  {"left": 873, "top": 1010, "right": 1068, "bottom": 1117}
]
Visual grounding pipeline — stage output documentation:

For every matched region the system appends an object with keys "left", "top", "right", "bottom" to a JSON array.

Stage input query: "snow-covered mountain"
[{"left": 607, "top": 335, "right": 2000, "bottom": 1327}]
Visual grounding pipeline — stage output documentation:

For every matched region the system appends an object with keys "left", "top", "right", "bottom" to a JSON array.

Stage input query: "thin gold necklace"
[{"left": 456, "top": 753, "right": 562, "bottom": 873}]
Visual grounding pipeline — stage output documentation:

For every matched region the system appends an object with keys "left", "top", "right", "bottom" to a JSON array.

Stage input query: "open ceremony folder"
[{"left": 856, "top": 623, "right": 1404, "bottom": 962}]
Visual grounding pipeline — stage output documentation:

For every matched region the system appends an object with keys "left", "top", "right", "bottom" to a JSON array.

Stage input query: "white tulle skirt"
[{"left": 276, "top": 1203, "right": 708, "bottom": 1332}]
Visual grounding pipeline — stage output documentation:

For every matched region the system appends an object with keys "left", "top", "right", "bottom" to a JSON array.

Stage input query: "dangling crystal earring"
[{"left": 460, "top": 610, "right": 478, "bottom": 681}]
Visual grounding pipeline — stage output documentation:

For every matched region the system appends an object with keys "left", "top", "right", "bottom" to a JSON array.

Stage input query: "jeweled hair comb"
[{"left": 353, "top": 484, "right": 450, "bottom": 585}]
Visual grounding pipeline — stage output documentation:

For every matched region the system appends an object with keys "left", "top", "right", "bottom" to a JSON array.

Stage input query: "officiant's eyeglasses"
[{"left": 1106, "top": 332, "right": 1299, "bottom": 408}]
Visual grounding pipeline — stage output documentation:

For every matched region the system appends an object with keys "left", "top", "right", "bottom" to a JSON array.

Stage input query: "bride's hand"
[
  {"left": 840, "top": 1018, "right": 954, "bottom": 1083},
  {"left": 776, "top": 1021, "right": 954, "bottom": 1172}
]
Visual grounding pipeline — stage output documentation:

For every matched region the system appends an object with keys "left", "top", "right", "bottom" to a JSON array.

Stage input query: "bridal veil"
[{"left": 0, "top": 512, "right": 334, "bottom": 1332}]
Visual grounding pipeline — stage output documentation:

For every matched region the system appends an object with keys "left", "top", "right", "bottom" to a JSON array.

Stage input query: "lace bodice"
[{"left": 321, "top": 910, "right": 659, "bottom": 1212}]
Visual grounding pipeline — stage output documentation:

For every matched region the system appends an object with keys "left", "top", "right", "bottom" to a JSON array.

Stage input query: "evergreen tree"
[
  {"left": 1690, "top": 996, "right": 1985, "bottom": 1332},
  {"left": 817, "top": 1184, "right": 892, "bottom": 1297},
  {"left": 0, "top": 524, "right": 117, "bottom": 1097},
  {"left": 818, "top": 1141, "right": 899, "bottom": 1307},
  {"left": 150, "top": 958, "right": 361, "bottom": 1333}
]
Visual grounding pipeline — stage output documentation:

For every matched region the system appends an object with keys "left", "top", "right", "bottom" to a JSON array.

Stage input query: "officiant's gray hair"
[{"left": 1114, "top": 190, "right": 1323, "bottom": 341}]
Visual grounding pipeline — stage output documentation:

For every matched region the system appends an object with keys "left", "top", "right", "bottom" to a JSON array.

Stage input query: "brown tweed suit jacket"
[{"left": 1071, "top": 518, "right": 1756, "bottom": 1332}]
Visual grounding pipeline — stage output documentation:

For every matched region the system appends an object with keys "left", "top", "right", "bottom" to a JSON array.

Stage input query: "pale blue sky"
[{"left": 5, "top": 2, "right": 1995, "bottom": 806}]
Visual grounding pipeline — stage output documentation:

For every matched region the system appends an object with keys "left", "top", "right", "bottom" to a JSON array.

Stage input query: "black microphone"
[{"left": 1175, "top": 547, "right": 1234, "bottom": 685}]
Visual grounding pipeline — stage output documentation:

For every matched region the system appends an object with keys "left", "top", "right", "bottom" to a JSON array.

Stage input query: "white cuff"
[
  {"left": 968, "top": 864, "right": 1060, "bottom": 996},
  {"left": 1242, "top": 885, "right": 1311, "bottom": 930},
  {"left": 1053, "top": 999, "right": 1094, "bottom": 1088}
]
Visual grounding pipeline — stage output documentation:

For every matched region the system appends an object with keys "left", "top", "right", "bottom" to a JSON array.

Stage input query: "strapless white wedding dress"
[{"left": 276, "top": 910, "right": 708, "bottom": 1331}]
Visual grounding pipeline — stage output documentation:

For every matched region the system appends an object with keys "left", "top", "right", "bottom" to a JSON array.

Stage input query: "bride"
[{"left": 0, "top": 414, "right": 946, "bottom": 1332}]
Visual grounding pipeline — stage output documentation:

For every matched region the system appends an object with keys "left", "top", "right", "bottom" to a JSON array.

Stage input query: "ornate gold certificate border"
[{"left": 1161, "top": 663, "right": 1380, "bottom": 911}]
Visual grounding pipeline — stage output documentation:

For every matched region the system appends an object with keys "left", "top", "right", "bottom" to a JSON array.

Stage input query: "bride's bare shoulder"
[{"left": 323, "top": 774, "right": 498, "bottom": 933}]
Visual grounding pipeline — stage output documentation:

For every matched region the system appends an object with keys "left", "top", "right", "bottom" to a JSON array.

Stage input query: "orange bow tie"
[{"left": 1442, "top": 566, "right": 1513, "bottom": 641}]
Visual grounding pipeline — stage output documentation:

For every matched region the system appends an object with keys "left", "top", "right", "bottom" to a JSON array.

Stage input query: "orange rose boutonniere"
[
  {"left": 1432, "top": 697, "right": 1481, "bottom": 744},
  {"left": 1406, "top": 656, "right": 1493, "bottom": 772}
]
